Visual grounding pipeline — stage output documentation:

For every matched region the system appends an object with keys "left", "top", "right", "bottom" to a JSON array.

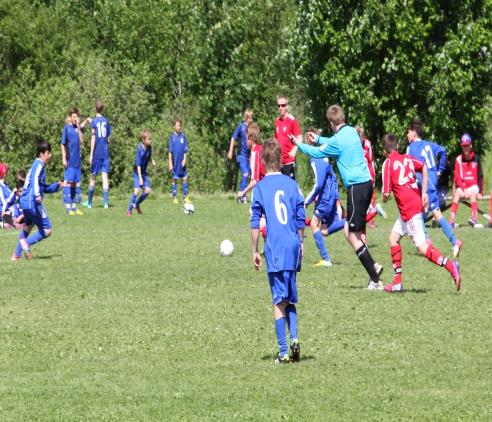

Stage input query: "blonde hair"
[
  {"left": 262, "top": 138, "right": 281, "bottom": 172},
  {"left": 326, "top": 105, "right": 345, "bottom": 126},
  {"left": 243, "top": 109, "right": 253, "bottom": 120},
  {"left": 140, "top": 129, "right": 152, "bottom": 142},
  {"left": 247, "top": 122, "right": 261, "bottom": 145}
]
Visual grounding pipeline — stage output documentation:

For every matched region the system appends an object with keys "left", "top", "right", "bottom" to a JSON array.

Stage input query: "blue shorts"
[
  {"left": 91, "top": 158, "right": 110, "bottom": 175},
  {"left": 427, "top": 187, "right": 440, "bottom": 212},
  {"left": 237, "top": 155, "right": 251, "bottom": 177},
  {"left": 64, "top": 167, "right": 81, "bottom": 183},
  {"left": 172, "top": 167, "right": 187, "bottom": 179},
  {"left": 23, "top": 205, "right": 52, "bottom": 232},
  {"left": 268, "top": 270, "right": 298, "bottom": 305},
  {"left": 133, "top": 172, "right": 150, "bottom": 189},
  {"left": 314, "top": 197, "right": 337, "bottom": 221}
]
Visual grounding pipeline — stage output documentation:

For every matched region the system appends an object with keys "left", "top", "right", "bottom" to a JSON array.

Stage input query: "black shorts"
[
  {"left": 280, "top": 162, "right": 296, "bottom": 180},
  {"left": 346, "top": 180, "right": 373, "bottom": 232}
]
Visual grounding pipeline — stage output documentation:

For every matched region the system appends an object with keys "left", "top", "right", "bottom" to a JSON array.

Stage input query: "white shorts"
[
  {"left": 392, "top": 213, "right": 427, "bottom": 248},
  {"left": 456, "top": 185, "right": 479, "bottom": 198}
]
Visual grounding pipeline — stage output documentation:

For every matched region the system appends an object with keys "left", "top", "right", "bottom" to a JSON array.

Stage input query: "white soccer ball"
[
  {"left": 183, "top": 202, "right": 195, "bottom": 215},
  {"left": 220, "top": 240, "right": 234, "bottom": 256}
]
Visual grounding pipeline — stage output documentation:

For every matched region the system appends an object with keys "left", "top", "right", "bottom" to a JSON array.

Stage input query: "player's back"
[
  {"left": 20, "top": 159, "right": 44, "bottom": 210},
  {"left": 310, "top": 158, "right": 337, "bottom": 205},
  {"left": 407, "top": 139, "right": 440, "bottom": 187},
  {"left": 91, "top": 116, "right": 111, "bottom": 159}
]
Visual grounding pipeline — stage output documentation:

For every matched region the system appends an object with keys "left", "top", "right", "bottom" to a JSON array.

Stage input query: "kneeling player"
[{"left": 381, "top": 134, "right": 461, "bottom": 292}]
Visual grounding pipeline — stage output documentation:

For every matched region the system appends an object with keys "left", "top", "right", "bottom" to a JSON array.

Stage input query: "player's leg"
[
  {"left": 85, "top": 173, "right": 97, "bottom": 208},
  {"left": 76, "top": 182, "right": 82, "bottom": 204},
  {"left": 102, "top": 159, "right": 110, "bottom": 208},
  {"left": 283, "top": 270, "right": 300, "bottom": 362},
  {"left": 17, "top": 212, "right": 34, "bottom": 259},
  {"left": 384, "top": 219, "right": 405, "bottom": 293},
  {"left": 467, "top": 187, "right": 479, "bottom": 227},
  {"left": 448, "top": 188, "right": 464, "bottom": 225},
  {"left": 430, "top": 186, "right": 461, "bottom": 255},
  {"left": 62, "top": 177, "right": 72, "bottom": 214},
  {"left": 128, "top": 173, "right": 140, "bottom": 215},
  {"left": 182, "top": 175, "right": 189, "bottom": 202},
  {"left": 171, "top": 177, "right": 178, "bottom": 203},
  {"left": 135, "top": 177, "right": 151, "bottom": 213},
  {"left": 237, "top": 156, "right": 250, "bottom": 202},
  {"left": 26, "top": 207, "right": 53, "bottom": 248},
  {"left": 269, "top": 272, "right": 290, "bottom": 363},
  {"left": 311, "top": 212, "right": 332, "bottom": 266}
]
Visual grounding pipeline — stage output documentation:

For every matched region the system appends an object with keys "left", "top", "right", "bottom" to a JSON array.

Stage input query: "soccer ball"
[
  {"left": 220, "top": 240, "right": 234, "bottom": 256},
  {"left": 183, "top": 202, "right": 195, "bottom": 215}
]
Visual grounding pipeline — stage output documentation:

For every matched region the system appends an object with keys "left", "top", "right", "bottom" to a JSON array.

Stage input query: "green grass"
[{"left": 1, "top": 193, "right": 491, "bottom": 421}]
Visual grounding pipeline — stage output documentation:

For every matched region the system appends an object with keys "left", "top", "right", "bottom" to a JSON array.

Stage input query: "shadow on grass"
[
  {"left": 35, "top": 254, "right": 63, "bottom": 260},
  {"left": 260, "top": 354, "right": 316, "bottom": 362},
  {"left": 346, "top": 285, "right": 428, "bottom": 294}
]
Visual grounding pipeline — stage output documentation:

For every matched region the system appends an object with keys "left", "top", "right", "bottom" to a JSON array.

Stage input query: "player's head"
[
  {"left": 247, "top": 122, "right": 261, "bottom": 148},
  {"left": 262, "top": 138, "right": 281, "bottom": 172},
  {"left": 356, "top": 126, "right": 366, "bottom": 142},
  {"left": 0, "top": 163, "right": 8, "bottom": 179},
  {"left": 95, "top": 100, "right": 104, "bottom": 114},
  {"left": 173, "top": 117, "right": 182, "bottom": 133},
  {"left": 17, "top": 169, "right": 26, "bottom": 182},
  {"left": 36, "top": 139, "right": 53, "bottom": 162},
  {"left": 306, "top": 126, "right": 321, "bottom": 144},
  {"left": 407, "top": 118, "right": 424, "bottom": 142},
  {"left": 243, "top": 109, "right": 254, "bottom": 124},
  {"left": 140, "top": 129, "right": 152, "bottom": 146},
  {"left": 16, "top": 178, "right": 24, "bottom": 193},
  {"left": 326, "top": 105, "right": 345, "bottom": 129},
  {"left": 460, "top": 133, "right": 472, "bottom": 151},
  {"left": 276, "top": 95, "right": 289, "bottom": 118},
  {"left": 68, "top": 106, "right": 79, "bottom": 125},
  {"left": 382, "top": 133, "right": 398, "bottom": 155}
]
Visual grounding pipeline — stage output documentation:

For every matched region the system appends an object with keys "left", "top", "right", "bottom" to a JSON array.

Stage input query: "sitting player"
[
  {"left": 381, "top": 133, "right": 461, "bottom": 292},
  {"left": 14, "top": 140, "right": 62, "bottom": 260},
  {"left": 2, "top": 170, "right": 26, "bottom": 231},
  {"left": 448, "top": 133, "right": 484, "bottom": 228},
  {"left": 0, "top": 163, "right": 12, "bottom": 225},
  {"left": 250, "top": 138, "right": 305, "bottom": 364},
  {"left": 168, "top": 117, "right": 190, "bottom": 204},
  {"left": 128, "top": 129, "right": 156, "bottom": 215}
]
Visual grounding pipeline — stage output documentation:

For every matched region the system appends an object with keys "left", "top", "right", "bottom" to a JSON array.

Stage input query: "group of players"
[{"left": 228, "top": 96, "right": 489, "bottom": 364}]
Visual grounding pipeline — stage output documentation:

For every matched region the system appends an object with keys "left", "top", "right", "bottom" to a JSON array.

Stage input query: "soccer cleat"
[
  {"left": 384, "top": 282, "right": 403, "bottom": 293},
  {"left": 127, "top": 210, "right": 132, "bottom": 217},
  {"left": 173, "top": 198, "right": 179, "bottom": 205},
  {"left": 314, "top": 259, "right": 332, "bottom": 267},
  {"left": 368, "top": 262, "right": 384, "bottom": 284},
  {"left": 103, "top": 203, "right": 109, "bottom": 209},
  {"left": 68, "top": 210, "right": 76, "bottom": 216},
  {"left": 375, "top": 203, "right": 387, "bottom": 219},
  {"left": 452, "top": 239, "right": 463, "bottom": 259},
  {"left": 75, "top": 209, "right": 84, "bottom": 215},
  {"left": 82, "top": 200, "right": 91, "bottom": 208},
  {"left": 367, "top": 280, "right": 384, "bottom": 291},
  {"left": 19, "top": 238, "right": 32, "bottom": 260},
  {"left": 448, "top": 222, "right": 459, "bottom": 228},
  {"left": 135, "top": 206, "right": 143, "bottom": 215},
  {"left": 274, "top": 353, "right": 290, "bottom": 365},
  {"left": 290, "top": 339, "right": 301, "bottom": 363},
  {"left": 468, "top": 218, "right": 483, "bottom": 229},
  {"left": 238, "top": 196, "right": 248, "bottom": 204},
  {"left": 10, "top": 254, "right": 21, "bottom": 262},
  {"left": 451, "top": 260, "right": 461, "bottom": 291},
  {"left": 184, "top": 197, "right": 192, "bottom": 204}
]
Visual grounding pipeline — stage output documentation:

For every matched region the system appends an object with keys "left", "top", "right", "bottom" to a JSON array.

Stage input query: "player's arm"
[
  {"left": 182, "top": 152, "right": 187, "bottom": 168},
  {"left": 60, "top": 128, "right": 68, "bottom": 168},
  {"left": 431, "top": 142, "right": 447, "bottom": 175},
  {"left": 296, "top": 189, "right": 306, "bottom": 258},
  {"left": 75, "top": 115, "right": 83, "bottom": 147},
  {"left": 227, "top": 137, "right": 236, "bottom": 160},
  {"left": 168, "top": 152, "right": 173, "bottom": 172},
  {"left": 250, "top": 187, "right": 263, "bottom": 270},
  {"left": 381, "top": 159, "right": 391, "bottom": 202},
  {"left": 476, "top": 154, "right": 484, "bottom": 196},
  {"left": 89, "top": 128, "right": 95, "bottom": 164},
  {"left": 238, "top": 179, "right": 257, "bottom": 198},
  {"left": 454, "top": 158, "right": 465, "bottom": 190},
  {"left": 305, "top": 161, "right": 325, "bottom": 207},
  {"left": 420, "top": 164, "right": 429, "bottom": 210},
  {"left": 43, "top": 180, "right": 62, "bottom": 194}
]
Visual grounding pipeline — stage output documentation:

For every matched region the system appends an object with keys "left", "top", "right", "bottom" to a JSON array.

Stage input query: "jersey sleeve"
[
  {"left": 317, "top": 135, "right": 341, "bottom": 158},
  {"left": 135, "top": 145, "right": 143, "bottom": 167},
  {"left": 295, "top": 186, "right": 306, "bottom": 230},
  {"left": 251, "top": 150, "right": 260, "bottom": 181},
  {"left": 168, "top": 135, "right": 173, "bottom": 154},
  {"left": 107, "top": 121, "right": 112, "bottom": 137},
  {"left": 42, "top": 181, "right": 61, "bottom": 194},
  {"left": 382, "top": 158, "right": 392, "bottom": 193},
  {"left": 232, "top": 123, "right": 241, "bottom": 141},
  {"left": 60, "top": 126, "right": 67, "bottom": 145},
  {"left": 2, "top": 190, "right": 16, "bottom": 213},
  {"left": 454, "top": 157, "right": 465, "bottom": 189},
  {"left": 305, "top": 160, "right": 326, "bottom": 206},
  {"left": 250, "top": 186, "right": 263, "bottom": 229},
  {"left": 297, "top": 141, "right": 337, "bottom": 159},
  {"left": 430, "top": 142, "right": 447, "bottom": 173}
]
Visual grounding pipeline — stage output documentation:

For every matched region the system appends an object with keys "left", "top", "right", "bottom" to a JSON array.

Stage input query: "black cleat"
[
  {"left": 290, "top": 340, "right": 301, "bottom": 363},
  {"left": 274, "top": 353, "right": 290, "bottom": 365}
]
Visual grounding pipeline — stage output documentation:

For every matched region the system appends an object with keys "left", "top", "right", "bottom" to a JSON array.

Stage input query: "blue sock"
[
  {"left": 27, "top": 231, "right": 44, "bottom": 246},
  {"left": 327, "top": 218, "right": 345, "bottom": 235},
  {"left": 183, "top": 182, "right": 189, "bottom": 198},
  {"left": 70, "top": 185, "right": 76, "bottom": 210},
  {"left": 103, "top": 189, "right": 109, "bottom": 204},
  {"left": 274, "top": 317, "right": 288, "bottom": 356},
  {"left": 438, "top": 216, "right": 457, "bottom": 246},
  {"left": 135, "top": 192, "right": 148, "bottom": 207},
  {"left": 285, "top": 305, "right": 298, "bottom": 344},
  {"left": 88, "top": 187, "right": 95, "bottom": 205},
  {"left": 239, "top": 173, "right": 249, "bottom": 192},
  {"left": 313, "top": 230, "right": 330, "bottom": 261},
  {"left": 63, "top": 186, "right": 71, "bottom": 209},
  {"left": 128, "top": 193, "right": 137, "bottom": 211},
  {"left": 76, "top": 185, "right": 82, "bottom": 203},
  {"left": 172, "top": 183, "right": 177, "bottom": 198}
]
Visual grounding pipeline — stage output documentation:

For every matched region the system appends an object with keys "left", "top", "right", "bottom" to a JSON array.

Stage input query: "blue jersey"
[
  {"left": 0, "top": 181, "right": 12, "bottom": 209},
  {"left": 168, "top": 131, "right": 188, "bottom": 171},
  {"left": 61, "top": 124, "right": 82, "bottom": 168},
  {"left": 2, "top": 188, "right": 20, "bottom": 214},
  {"left": 91, "top": 115, "right": 112, "bottom": 160},
  {"left": 305, "top": 158, "right": 339, "bottom": 208},
  {"left": 20, "top": 158, "right": 59, "bottom": 210},
  {"left": 406, "top": 139, "right": 446, "bottom": 190},
  {"left": 232, "top": 122, "right": 250, "bottom": 159},
  {"left": 133, "top": 144, "right": 152, "bottom": 175},
  {"left": 251, "top": 173, "right": 305, "bottom": 273},
  {"left": 297, "top": 125, "right": 370, "bottom": 188}
]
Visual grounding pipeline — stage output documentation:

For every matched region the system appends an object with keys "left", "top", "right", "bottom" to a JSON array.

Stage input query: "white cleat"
[{"left": 367, "top": 280, "right": 384, "bottom": 291}]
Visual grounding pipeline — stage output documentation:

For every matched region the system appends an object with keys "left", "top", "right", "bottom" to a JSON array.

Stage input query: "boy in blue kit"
[
  {"left": 228, "top": 109, "right": 254, "bottom": 203},
  {"left": 84, "top": 100, "right": 112, "bottom": 209},
  {"left": 61, "top": 107, "right": 84, "bottom": 215},
  {"left": 168, "top": 117, "right": 190, "bottom": 204},
  {"left": 406, "top": 118, "right": 462, "bottom": 258},
  {"left": 250, "top": 138, "right": 305, "bottom": 365},
  {"left": 2, "top": 171, "right": 26, "bottom": 231},
  {"left": 305, "top": 156, "right": 346, "bottom": 267},
  {"left": 14, "top": 140, "right": 62, "bottom": 260},
  {"left": 128, "top": 129, "right": 156, "bottom": 216}
]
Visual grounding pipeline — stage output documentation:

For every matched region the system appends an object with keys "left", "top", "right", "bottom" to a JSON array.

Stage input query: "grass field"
[{"left": 1, "top": 193, "right": 491, "bottom": 421}]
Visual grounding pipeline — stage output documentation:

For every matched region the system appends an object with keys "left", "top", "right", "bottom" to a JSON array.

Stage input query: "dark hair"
[
  {"left": 68, "top": 106, "right": 79, "bottom": 116},
  {"left": 17, "top": 169, "right": 26, "bottom": 180},
  {"left": 409, "top": 118, "right": 424, "bottom": 138},
  {"left": 36, "top": 139, "right": 52, "bottom": 157},
  {"left": 95, "top": 100, "right": 104, "bottom": 114},
  {"left": 16, "top": 179, "right": 24, "bottom": 190},
  {"left": 382, "top": 133, "right": 398, "bottom": 153},
  {"left": 173, "top": 116, "right": 182, "bottom": 125},
  {"left": 262, "top": 138, "right": 281, "bottom": 171}
]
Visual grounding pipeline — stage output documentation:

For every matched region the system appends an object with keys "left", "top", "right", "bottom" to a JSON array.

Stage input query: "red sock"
[
  {"left": 366, "top": 208, "right": 377, "bottom": 223},
  {"left": 471, "top": 201, "right": 478, "bottom": 221},
  {"left": 390, "top": 245, "right": 402, "bottom": 284},
  {"left": 305, "top": 218, "right": 311, "bottom": 226},
  {"left": 425, "top": 245, "right": 453, "bottom": 274},
  {"left": 449, "top": 202, "right": 459, "bottom": 222},
  {"left": 260, "top": 226, "right": 266, "bottom": 240}
]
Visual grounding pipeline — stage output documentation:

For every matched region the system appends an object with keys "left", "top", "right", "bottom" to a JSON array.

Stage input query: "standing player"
[
  {"left": 293, "top": 105, "right": 384, "bottom": 289},
  {"left": 14, "top": 139, "right": 62, "bottom": 260},
  {"left": 448, "top": 133, "right": 484, "bottom": 228},
  {"left": 0, "top": 163, "right": 12, "bottom": 215},
  {"left": 61, "top": 107, "right": 84, "bottom": 215},
  {"left": 228, "top": 109, "right": 254, "bottom": 203},
  {"left": 168, "top": 117, "right": 190, "bottom": 204},
  {"left": 274, "top": 95, "right": 302, "bottom": 180},
  {"left": 83, "top": 100, "right": 112, "bottom": 209},
  {"left": 237, "top": 122, "right": 265, "bottom": 199},
  {"left": 406, "top": 118, "right": 462, "bottom": 258},
  {"left": 127, "top": 129, "right": 156, "bottom": 216},
  {"left": 250, "top": 138, "right": 305, "bottom": 364},
  {"left": 381, "top": 133, "right": 461, "bottom": 292}
]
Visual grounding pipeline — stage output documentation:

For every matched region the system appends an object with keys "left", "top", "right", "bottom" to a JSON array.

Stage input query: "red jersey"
[
  {"left": 250, "top": 144, "right": 265, "bottom": 182},
  {"left": 274, "top": 114, "right": 302, "bottom": 165},
  {"left": 454, "top": 151, "right": 483, "bottom": 192},
  {"left": 362, "top": 138, "right": 376, "bottom": 182},
  {"left": 382, "top": 151, "right": 424, "bottom": 221}
]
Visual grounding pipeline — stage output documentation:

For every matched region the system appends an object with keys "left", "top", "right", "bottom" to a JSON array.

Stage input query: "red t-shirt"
[
  {"left": 382, "top": 151, "right": 424, "bottom": 221},
  {"left": 274, "top": 114, "right": 302, "bottom": 165},
  {"left": 250, "top": 144, "right": 265, "bottom": 182},
  {"left": 362, "top": 138, "right": 376, "bottom": 183},
  {"left": 454, "top": 152, "right": 482, "bottom": 191}
]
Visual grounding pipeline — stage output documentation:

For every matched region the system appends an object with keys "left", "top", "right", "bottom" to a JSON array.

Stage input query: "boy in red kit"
[
  {"left": 448, "top": 133, "right": 484, "bottom": 228},
  {"left": 237, "top": 123, "right": 265, "bottom": 199},
  {"left": 381, "top": 134, "right": 461, "bottom": 293}
]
